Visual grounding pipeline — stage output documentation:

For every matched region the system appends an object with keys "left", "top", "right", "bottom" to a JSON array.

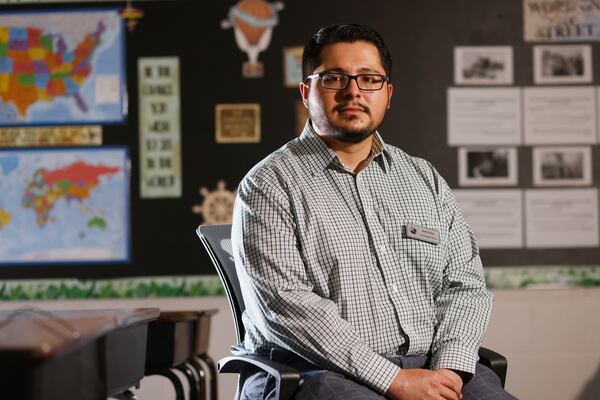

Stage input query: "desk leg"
[
  {"left": 158, "top": 369, "right": 185, "bottom": 400},
  {"left": 198, "top": 354, "right": 218, "bottom": 400},
  {"left": 176, "top": 363, "right": 199, "bottom": 400},
  {"left": 189, "top": 357, "right": 208, "bottom": 400}
]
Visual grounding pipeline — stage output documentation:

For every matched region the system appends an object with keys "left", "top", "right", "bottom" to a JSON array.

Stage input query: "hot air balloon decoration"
[{"left": 221, "top": 0, "right": 285, "bottom": 78}]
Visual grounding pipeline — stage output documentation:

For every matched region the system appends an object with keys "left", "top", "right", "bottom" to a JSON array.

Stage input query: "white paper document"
[
  {"left": 525, "top": 189, "right": 599, "bottom": 248},
  {"left": 447, "top": 88, "right": 522, "bottom": 145},
  {"left": 453, "top": 189, "right": 523, "bottom": 248},
  {"left": 95, "top": 75, "right": 120, "bottom": 104},
  {"left": 597, "top": 87, "right": 600, "bottom": 141},
  {"left": 524, "top": 87, "right": 598, "bottom": 144}
]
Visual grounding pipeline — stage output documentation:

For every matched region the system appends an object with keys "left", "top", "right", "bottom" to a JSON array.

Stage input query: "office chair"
[{"left": 197, "top": 224, "right": 507, "bottom": 400}]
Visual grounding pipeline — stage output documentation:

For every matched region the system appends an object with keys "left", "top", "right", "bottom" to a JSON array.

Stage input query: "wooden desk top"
[
  {"left": 0, "top": 308, "right": 159, "bottom": 360},
  {"left": 156, "top": 310, "right": 198, "bottom": 322}
]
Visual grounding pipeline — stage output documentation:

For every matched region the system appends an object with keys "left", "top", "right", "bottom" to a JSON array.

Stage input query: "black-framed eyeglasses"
[{"left": 306, "top": 72, "right": 389, "bottom": 91}]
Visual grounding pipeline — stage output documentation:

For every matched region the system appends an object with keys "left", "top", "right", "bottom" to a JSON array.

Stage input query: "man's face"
[{"left": 300, "top": 41, "right": 393, "bottom": 143}]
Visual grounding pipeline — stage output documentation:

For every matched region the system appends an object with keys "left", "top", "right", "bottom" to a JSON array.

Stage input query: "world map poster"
[
  {"left": 0, "top": 147, "right": 130, "bottom": 265},
  {"left": 0, "top": 8, "right": 126, "bottom": 125}
]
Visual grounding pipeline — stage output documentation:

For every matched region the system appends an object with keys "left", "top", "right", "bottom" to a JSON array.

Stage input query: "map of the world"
[
  {"left": 0, "top": 8, "right": 126, "bottom": 125},
  {"left": 0, "top": 147, "right": 129, "bottom": 264}
]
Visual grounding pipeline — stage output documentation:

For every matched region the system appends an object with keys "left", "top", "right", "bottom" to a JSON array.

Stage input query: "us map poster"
[{"left": 0, "top": 8, "right": 126, "bottom": 126}]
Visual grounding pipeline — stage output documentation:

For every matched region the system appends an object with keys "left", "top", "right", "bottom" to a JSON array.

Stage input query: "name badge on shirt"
[{"left": 405, "top": 223, "right": 440, "bottom": 245}]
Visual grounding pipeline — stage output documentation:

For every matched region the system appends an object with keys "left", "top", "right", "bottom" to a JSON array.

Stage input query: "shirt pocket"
[{"left": 394, "top": 221, "right": 447, "bottom": 298}]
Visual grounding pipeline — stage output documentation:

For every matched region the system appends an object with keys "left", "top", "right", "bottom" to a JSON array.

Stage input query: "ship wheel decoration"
[{"left": 192, "top": 180, "right": 237, "bottom": 224}]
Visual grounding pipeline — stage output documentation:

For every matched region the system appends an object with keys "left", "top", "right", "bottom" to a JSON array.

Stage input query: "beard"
[
  {"left": 308, "top": 102, "right": 382, "bottom": 143},
  {"left": 323, "top": 125, "right": 374, "bottom": 143}
]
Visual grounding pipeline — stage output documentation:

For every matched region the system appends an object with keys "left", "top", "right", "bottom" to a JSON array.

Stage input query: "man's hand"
[{"left": 386, "top": 368, "right": 463, "bottom": 400}]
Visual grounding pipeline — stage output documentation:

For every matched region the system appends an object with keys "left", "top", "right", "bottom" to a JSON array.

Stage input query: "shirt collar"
[{"left": 297, "top": 120, "right": 391, "bottom": 175}]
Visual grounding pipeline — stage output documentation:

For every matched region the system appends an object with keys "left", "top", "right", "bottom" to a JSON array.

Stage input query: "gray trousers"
[{"left": 240, "top": 352, "right": 519, "bottom": 400}]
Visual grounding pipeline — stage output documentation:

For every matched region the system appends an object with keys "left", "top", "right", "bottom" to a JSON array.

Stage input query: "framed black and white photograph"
[
  {"left": 454, "top": 46, "right": 513, "bottom": 85},
  {"left": 533, "top": 45, "right": 592, "bottom": 84},
  {"left": 458, "top": 147, "right": 518, "bottom": 186},
  {"left": 533, "top": 146, "right": 592, "bottom": 186}
]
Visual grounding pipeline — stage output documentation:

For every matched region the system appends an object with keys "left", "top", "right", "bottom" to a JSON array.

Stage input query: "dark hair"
[{"left": 302, "top": 24, "right": 392, "bottom": 81}]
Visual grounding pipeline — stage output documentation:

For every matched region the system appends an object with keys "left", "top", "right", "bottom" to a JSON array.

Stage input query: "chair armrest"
[
  {"left": 218, "top": 355, "right": 300, "bottom": 400},
  {"left": 478, "top": 347, "right": 507, "bottom": 388}
]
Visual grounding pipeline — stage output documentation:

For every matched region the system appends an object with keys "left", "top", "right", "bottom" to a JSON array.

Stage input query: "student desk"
[{"left": 0, "top": 308, "right": 159, "bottom": 400}]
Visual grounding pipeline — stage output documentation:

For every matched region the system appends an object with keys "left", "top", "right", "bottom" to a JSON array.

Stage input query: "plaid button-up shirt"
[{"left": 232, "top": 121, "right": 493, "bottom": 394}]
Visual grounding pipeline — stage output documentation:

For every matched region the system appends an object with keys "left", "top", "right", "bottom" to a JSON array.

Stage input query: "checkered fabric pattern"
[{"left": 231, "top": 121, "right": 493, "bottom": 394}]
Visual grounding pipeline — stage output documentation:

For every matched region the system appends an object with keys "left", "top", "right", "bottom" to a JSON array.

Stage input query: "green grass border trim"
[
  {"left": 0, "top": 275, "right": 225, "bottom": 301},
  {"left": 1, "top": 266, "right": 599, "bottom": 301}
]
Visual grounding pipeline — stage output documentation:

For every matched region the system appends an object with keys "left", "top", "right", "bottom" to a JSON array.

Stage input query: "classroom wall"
[{"left": 3, "top": 0, "right": 600, "bottom": 281}]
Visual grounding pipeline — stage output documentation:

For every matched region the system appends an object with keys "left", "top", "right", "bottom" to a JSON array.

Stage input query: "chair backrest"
[{"left": 196, "top": 224, "right": 246, "bottom": 344}]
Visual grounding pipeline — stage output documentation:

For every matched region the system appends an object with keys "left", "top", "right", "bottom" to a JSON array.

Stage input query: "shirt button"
[
  {"left": 392, "top": 284, "right": 398, "bottom": 293},
  {"left": 379, "top": 244, "right": 387, "bottom": 252}
]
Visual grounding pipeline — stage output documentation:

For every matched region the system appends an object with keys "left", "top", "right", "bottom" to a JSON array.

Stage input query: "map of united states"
[{"left": 0, "top": 20, "right": 105, "bottom": 117}]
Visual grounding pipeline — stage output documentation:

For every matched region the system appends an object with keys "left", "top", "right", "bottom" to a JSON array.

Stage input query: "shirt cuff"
[
  {"left": 429, "top": 344, "right": 479, "bottom": 374},
  {"left": 354, "top": 351, "right": 401, "bottom": 394}
]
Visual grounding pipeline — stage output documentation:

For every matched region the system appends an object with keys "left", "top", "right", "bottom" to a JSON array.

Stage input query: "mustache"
[{"left": 334, "top": 103, "right": 370, "bottom": 114}]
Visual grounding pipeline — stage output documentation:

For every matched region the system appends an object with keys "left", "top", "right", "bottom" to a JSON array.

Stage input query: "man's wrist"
[{"left": 429, "top": 343, "right": 479, "bottom": 374}]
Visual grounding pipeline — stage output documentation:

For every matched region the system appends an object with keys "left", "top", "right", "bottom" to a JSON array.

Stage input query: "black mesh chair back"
[
  {"left": 197, "top": 224, "right": 303, "bottom": 400},
  {"left": 196, "top": 224, "right": 246, "bottom": 344}
]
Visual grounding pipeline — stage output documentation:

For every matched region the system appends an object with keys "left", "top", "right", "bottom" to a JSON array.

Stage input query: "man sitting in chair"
[{"left": 232, "top": 24, "right": 517, "bottom": 400}]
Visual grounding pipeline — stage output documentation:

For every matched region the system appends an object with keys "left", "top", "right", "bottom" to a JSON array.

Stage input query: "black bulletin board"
[{"left": 1, "top": 0, "right": 599, "bottom": 280}]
